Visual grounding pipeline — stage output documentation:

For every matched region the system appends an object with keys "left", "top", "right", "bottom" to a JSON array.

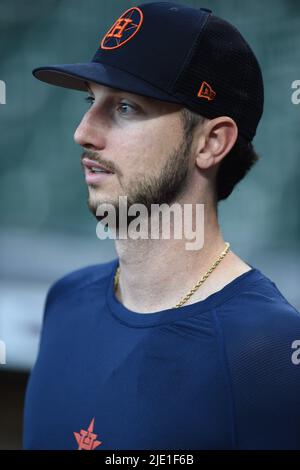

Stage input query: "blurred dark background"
[{"left": 0, "top": 0, "right": 300, "bottom": 449}]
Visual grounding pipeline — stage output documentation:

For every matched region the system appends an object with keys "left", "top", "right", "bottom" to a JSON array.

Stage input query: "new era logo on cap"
[{"left": 197, "top": 81, "right": 216, "bottom": 101}]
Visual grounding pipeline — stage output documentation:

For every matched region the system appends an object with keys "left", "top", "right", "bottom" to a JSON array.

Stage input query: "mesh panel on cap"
[{"left": 172, "top": 15, "right": 264, "bottom": 141}]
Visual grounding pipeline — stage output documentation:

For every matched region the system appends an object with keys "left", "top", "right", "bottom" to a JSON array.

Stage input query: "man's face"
[{"left": 74, "top": 82, "right": 194, "bottom": 225}]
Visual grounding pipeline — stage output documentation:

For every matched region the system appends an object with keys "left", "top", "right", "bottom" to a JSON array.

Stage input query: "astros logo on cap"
[{"left": 101, "top": 7, "right": 144, "bottom": 50}]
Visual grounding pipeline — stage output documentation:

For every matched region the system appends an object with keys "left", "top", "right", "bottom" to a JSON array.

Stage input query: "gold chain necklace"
[{"left": 114, "top": 242, "right": 230, "bottom": 308}]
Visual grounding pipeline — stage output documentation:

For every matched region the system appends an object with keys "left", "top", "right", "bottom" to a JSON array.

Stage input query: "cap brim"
[{"left": 32, "top": 61, "right": 183, "bottom": 105}]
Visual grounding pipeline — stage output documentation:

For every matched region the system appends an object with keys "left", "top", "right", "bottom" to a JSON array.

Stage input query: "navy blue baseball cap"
[{"left": 33, "top": 2, "right": 264, "bottom": 141}]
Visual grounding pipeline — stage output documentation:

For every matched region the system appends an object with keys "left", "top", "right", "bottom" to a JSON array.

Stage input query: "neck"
[{"left": 113, "top": 201, "right": 244, "bottom": 313}]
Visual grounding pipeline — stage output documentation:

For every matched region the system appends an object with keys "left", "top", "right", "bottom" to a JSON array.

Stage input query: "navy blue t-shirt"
[{"left": 23, "top": 259, "right": 300, "bottom": 449}]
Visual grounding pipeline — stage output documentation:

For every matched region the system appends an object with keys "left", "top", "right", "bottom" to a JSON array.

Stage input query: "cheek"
[
  {"left": 109, "top": 117, "right": 183, "bottom": 173},
  {"left": 108, "top": 128, "right": 158, "bottom": 172},
  {"left": 149, "top": 114, "right": 184, "bottom": 154}
]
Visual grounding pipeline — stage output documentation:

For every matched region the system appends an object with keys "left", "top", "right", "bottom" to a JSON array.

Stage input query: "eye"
[
  {"left": 116, "top": 102, "right": 136, "bottom": 115},
  {"left": 84, "top": 95, "right": 94, "bottom": 106}
]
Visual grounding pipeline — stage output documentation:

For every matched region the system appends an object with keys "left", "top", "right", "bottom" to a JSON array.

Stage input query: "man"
[{"left": 23, "top": 2, "right": 300, "bottom": 450}]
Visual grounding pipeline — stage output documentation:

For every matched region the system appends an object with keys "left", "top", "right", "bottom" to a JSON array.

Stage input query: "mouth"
[
  {"left": 82, "top": 157, "right": 114, "bottom": 174},
  {"left": 82, "top": 157, "right": 115, "bottom": 185}
]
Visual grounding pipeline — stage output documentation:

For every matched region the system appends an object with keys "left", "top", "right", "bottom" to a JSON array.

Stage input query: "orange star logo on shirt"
[{"left": 73, "top": 417, "right": 102, "bottom": 450}]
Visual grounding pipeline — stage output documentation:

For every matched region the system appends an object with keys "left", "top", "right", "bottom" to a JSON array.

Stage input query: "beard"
[{"left": 86, "top": 131, "right": 192, "bottom": 233}]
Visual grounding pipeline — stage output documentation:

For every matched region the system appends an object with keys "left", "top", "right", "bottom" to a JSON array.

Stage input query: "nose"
[{"left": 74, "top": 109, "right": 106, "bottom": 150}]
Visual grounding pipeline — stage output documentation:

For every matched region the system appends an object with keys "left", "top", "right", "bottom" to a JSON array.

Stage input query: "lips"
[
  {"left": 82, "top": 157, "right": 115, "bottom": 185},
  {"left": 82, "top": 157, "right": 114, "bottom": 174}
]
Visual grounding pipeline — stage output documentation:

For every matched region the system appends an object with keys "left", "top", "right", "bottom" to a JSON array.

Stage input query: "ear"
[{"left": 195, "top": 116, "right": 238, "bottom": 170}]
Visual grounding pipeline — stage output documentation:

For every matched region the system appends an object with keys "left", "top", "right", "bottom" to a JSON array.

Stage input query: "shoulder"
[
  {"left": 216, "top": 269, "right": 300, "bottom": 364},
  {"left": 215, "top": 270, "right": 300, "bottom": 448},
  {"left": 217, "top": 272, "right": 300, "bottom": 370},
  {"left": 217, "top": 269, "right": 300, "bottom": 332},
  {"left": 44, "top": 258, "right": 118, "bottom": 310}
]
